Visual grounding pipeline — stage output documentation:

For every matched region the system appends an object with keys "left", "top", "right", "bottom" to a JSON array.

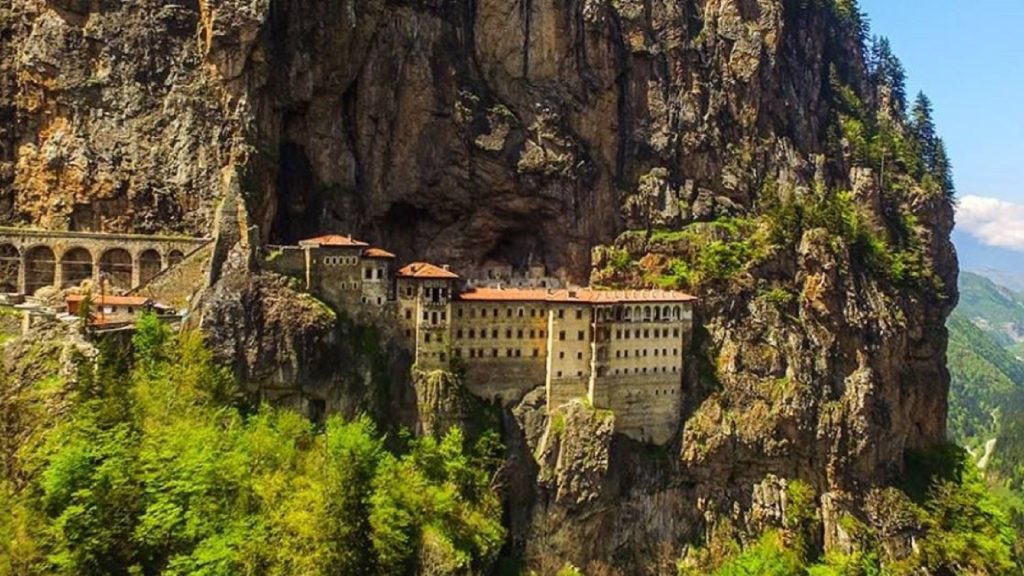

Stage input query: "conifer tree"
[
  {"left": 869, "top": 36, "right": 908, "bottom": 114},
  {"left": 933, "top": 138, "right": 955, "bottom": 198},
  {"left": 911, "top": 92, "right": 938, "bottom": 173}
]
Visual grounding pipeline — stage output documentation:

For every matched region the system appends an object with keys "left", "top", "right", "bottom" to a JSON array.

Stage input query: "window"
[
  {"left": 559, "top": 331, "right": 566, "bottom": 341},
  {"left": 634, "top": 329, "right": 641, "bottom": 338},
  {"left": 377, "top": 297, "right": 383, "bottom": 305},
  {"left": 654, "top": 349, "right": 659, "bottom": 357},
  {"left": 532, "top": 349, "right": 539, "bottom": 357},
  {"left": 406, "top": 286, "right": 413, "bottom": 297},
  {"left": 558, "top": 310, "right": 565, "bottom": 319},
  {"left": 577, "top": 331, "right": 584, "bottom": 341},
  {"left": 517, "top": 329, "right": 524, "bottom": 339},
  {"left": 365, "top": 269, "right": 373, "bottom": 279},
  {"left": 493, "top": 308, "right": 499, "bottom": 318},
  {"left": 492, "top": 329, "right": 498, "bottom": 339},
  {"left": 507, "top": 309, "right": 513, "bottom": 318},
  {"left": 456, "top": 329, "right": 464, "bottom": 339},
  {"left": 673, "top": 328, "right": 680, "bottom": 338},
  {"left": 559, "top": 351, "right": 565, "bottom": 359},
  {"left": 425, "top": 334, "right": 431, "bottom": 343},
  {"left": 624, "top": 350, "right": 629, "bottom": 358},
  {"left": 506, "top": 329, "right": 512, "bottom": 339},
  {"left": 576, "top": 352, "right": 583, "bottom": 360},
  {"left": 455, "top": 349, "right": 462, "bottom": 358},
  {"left": 431, "top": 312, "right": 438, "bottom": 324},
  {"left": 469, "top": 329, "right": 476, "bottom": 339},
  {"left": 530, "top": 329, "right": 536, "bottom": 338},
  {"left": 644, "top": 329, "right": 649, "bottom": 338},
  {"left": 405, "top": 329, "right": 412, "bottom": 337},
  {"left": 507, "top": 349, "right": 513, "bottom": 357},
  {"left": 376, "top": 268, "right": 384, "bottom": 279},
  {"left": 530, "top": 309, "right": 536, "bottom": 318},
  {"left": 663, "top": 348, "right": 668, "bottom": 356},
  {"left": 540, "top": 330, "right": 546, "bottom": 338},
  {"left": 577, "top": 371, "right": 583, "bottom": 377},
  {"left": 458, "top": 309, "right": 464, "bottom": 318},
  {"left": 492, "top": 349, "right": 498, "bottom": 358},
  {"left": 470, "top": 349, "right": 476, "bottom": 358},
  {"left": 557, "top": 371, "right": 563, "bottom": 378},
  {"left": 624, "top": 331, "right": 630, "bottom": 340},
  {"left": 616, "top": 351, "right": 621, "bottom": 359},
  {"left": 439, "top": 352, "right": 446, "bottom": 362},
  {"left": 616, "top": 330, "right": 622, "bottom": 339},
  {"left": 518, "top": 308, "right": 524, "bottom": 318},
  {"left": 673, "top": 349, "right": 678, "bottom": 356},
  {"left": 423, "top": 311, "right": 429, "bottom": 321},
  {"left": 441, "top": 311, "right": 446, "bottom": 321}
]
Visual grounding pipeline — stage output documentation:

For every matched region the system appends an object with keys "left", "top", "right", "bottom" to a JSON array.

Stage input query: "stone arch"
[
  {"left": 643, "top": 306, "right": 652, "bottom": 321},
  {"left": 99, "top": 248, "right": 133, "bottom": 289},
  {"left": 673, "top": 305, "right": 681, "bottom": 319},
  {"left": 61, "top": 247, "right": 94, "bottom": 288},
  {"left": 662, "top": 305, "right": 671, "bottom": 320},
  {"left": 25, "top": 246, "right": 56, "bottom": 294},
  {"left": 168, "top": 249, "right": 185, "bottom": 267},
  {"left": 0, "top": 244, "right": 19, "bottom": 293},
  {"left": 138, "top": 249, "right": 162, "bottom": 285}
]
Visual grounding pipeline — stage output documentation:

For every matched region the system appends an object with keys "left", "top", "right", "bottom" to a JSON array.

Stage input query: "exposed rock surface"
[{"left": 1, "top": 0, "right": 959, "bottom": 573}]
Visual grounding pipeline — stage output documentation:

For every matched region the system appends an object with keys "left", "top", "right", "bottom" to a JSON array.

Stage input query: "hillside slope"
[{"left": 0, "top": 0, "right": 961, "bottom": 572}]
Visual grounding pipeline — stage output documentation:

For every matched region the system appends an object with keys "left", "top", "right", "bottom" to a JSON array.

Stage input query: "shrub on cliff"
[{"left": 1, "top": 314, "right": 504, "bottom": 576}]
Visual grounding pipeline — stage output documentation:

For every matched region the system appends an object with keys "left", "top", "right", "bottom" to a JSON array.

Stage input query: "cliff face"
[
  {"left": 1, "top": 0, "right": 958, "bottom": 573},
  {"left": 7, "top": 0, "right": 851, "bottom": 277}
]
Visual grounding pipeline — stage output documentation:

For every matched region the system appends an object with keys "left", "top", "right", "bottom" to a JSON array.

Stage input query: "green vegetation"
[
  {"left": 947, "top": 312, "right": 1024, "bottom": 444},
  {"left": 957, "top": 271, "right": 1024, "bottom": 348},
  {"left": 0, "top": 314, "right": 504, "bottom": 575},
  {"left": 680, "top": 447, "right": 1020, "bottom": 575}
]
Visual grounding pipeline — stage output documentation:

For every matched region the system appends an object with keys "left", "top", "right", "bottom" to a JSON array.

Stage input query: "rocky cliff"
[{"left": 1, "top": 0, "right": 958, "bottom": 573}]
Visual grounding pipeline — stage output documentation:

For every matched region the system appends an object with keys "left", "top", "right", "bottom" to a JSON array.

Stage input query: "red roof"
[
  {"left": 457, "top": 287, "right": 696, "bottom": 304},
  {"left": 67, "top": 294, "right": 152, "bottom": 307},
  {"left": 397, "top": 262, "right": 460, "bottom": 279},
  {"left": 364, "top": 247, "right": 396, "bottom": 259},
  {"left": 298, "top": 234, "right": 369, "bottom": 248}
]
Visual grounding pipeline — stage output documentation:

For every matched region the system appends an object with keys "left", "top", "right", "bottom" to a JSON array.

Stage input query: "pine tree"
[
  {"left": 869, "top": 36, "right": 908, "bottom": 114},
  {"left": 933, "top": 138, "right": 955, "bottom": 198},
  {"left": 911, "top": 92, "right": 938, "bottom": 173}
]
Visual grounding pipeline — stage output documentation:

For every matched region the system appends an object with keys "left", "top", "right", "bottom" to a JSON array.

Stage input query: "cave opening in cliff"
[
  {"left": 271, "top": 143, "right": 322, "bottom": 244},
  {"left": 484, "top": 230, "right": 546, "bottom": 276}
]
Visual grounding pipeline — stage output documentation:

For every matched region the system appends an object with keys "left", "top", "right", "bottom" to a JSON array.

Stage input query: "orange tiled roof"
[
  {"left": 298, "top": 234, "right": 369, "bottom": 248},
  {"left": 397, "top": 262, "right": 460, "bottom": 279},
  {"left": 67, "top": 294, "right": 152, "bottom": 307},
  {"left": 364, "top": 247, "right": 396, "bottom": 259},
  {"left": 457, "top": 287, "right": 696, "bottom": 304}
]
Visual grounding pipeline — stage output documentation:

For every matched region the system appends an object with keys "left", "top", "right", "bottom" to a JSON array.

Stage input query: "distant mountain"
[
  {"left": 947, "top": 313, "right": 1024, "bottom": 444},
  {"left": 954, "top": 230, "right": 1024, "bottom": 291},
  {"left": 956, "top": 271, "right": 1024, "bottom": 349}
]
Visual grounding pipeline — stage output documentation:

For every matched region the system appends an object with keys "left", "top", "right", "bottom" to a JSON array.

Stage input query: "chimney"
[{"left": 442, "top": 264, "right": 450, "bottom": 271}]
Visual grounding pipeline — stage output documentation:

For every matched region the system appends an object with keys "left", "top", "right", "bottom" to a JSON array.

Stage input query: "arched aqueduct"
[{"left": 0, "top": 228, "right": 210, "bottom": 295}]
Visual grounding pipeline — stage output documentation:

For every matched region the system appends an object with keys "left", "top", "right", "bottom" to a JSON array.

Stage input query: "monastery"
[{"left": 264, "top": 234, "right": 696, "bottom": 444}]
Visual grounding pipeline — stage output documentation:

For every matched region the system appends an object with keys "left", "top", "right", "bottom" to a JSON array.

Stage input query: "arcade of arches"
[{"left": 1, "top": 242, "right": 191, "bottom": 296}]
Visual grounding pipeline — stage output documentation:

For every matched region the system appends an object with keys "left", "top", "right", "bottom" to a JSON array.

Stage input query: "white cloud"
[{"left": 957, "top": 195, "right": 1024, "bottom": 252}]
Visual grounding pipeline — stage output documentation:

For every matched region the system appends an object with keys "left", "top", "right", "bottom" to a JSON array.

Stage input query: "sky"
[{"left": 860, "top": 0, "right": 1024, "bottom": 257}]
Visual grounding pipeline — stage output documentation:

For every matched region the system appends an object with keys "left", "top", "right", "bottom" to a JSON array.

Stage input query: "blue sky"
[{"left": 860, "top": 0, "right": 1024, "bottom": 259}]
